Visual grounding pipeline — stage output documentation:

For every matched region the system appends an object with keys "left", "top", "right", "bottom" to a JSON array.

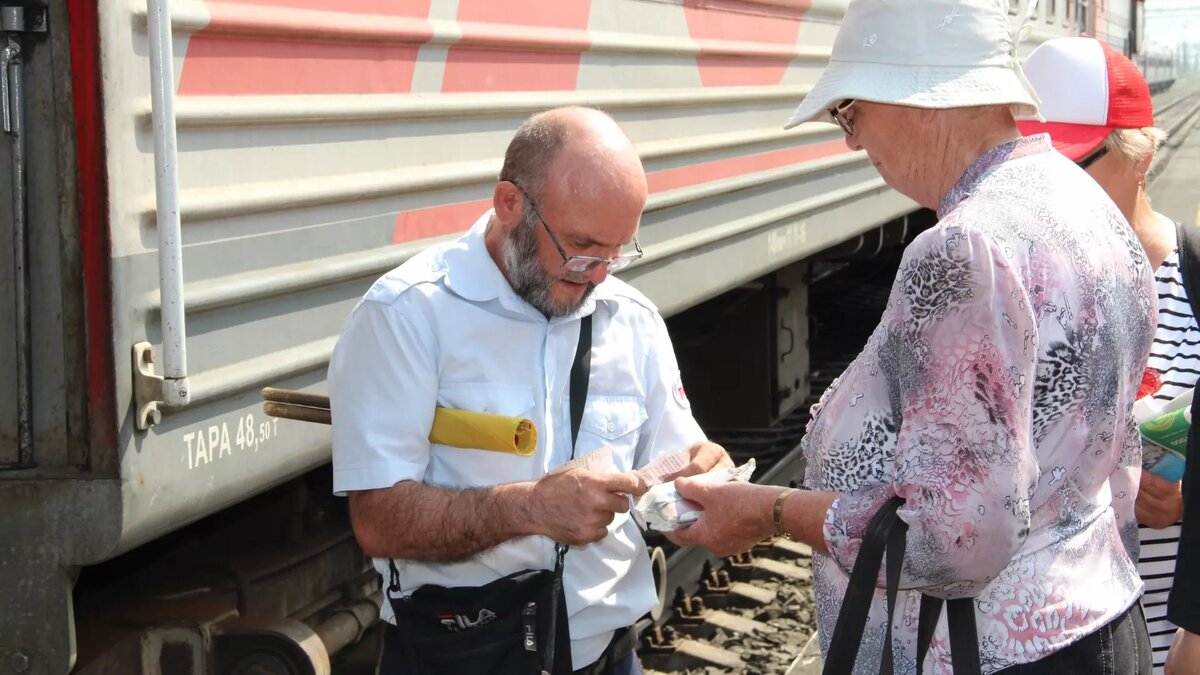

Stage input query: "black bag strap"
[
  {"left": 822, "top": 496, "right": 982, "bottom": 675},
  {"left": 823, "top": 496, "right": 907, "bottom": 674},
  {"left": 916, "top": 595, "right": 943, "bottom": 674},
  {"left": 878, "top": 507, "right": 907, "bottom": 675},
  {"left": 546, "top": 314, "right": 591, "bottom": 674},
  {"left": 946, "top": 597, "right": 982, "bottom": 674},
  {"left": 1175, "top": 222, "right": 1200, "bottom": 321},
  {"left": 569, "top": 314, "right": 593, "bottom": 458}
]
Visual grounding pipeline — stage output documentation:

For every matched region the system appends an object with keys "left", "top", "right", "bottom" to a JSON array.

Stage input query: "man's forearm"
[{"left": 349, "top": 480, "right": 536, "bottom": 562}]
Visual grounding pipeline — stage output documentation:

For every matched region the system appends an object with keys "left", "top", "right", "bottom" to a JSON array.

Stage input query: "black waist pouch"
[{"left": 385, "top": 546, "right": 573, "bottom": 675}]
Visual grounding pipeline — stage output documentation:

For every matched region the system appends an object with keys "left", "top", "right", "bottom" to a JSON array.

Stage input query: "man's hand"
[
  {"left": 1167, "top": 628, "right": 1200, "bottom": 675},
  {"left": 1137, "top": 470, "right": 1184, "bottom": 529},
  {"left": 668, "top": 441, "right": 734, "bottom": 480},
  {"left": 530, "top": 470, "right": 646, "bottom": 546}
]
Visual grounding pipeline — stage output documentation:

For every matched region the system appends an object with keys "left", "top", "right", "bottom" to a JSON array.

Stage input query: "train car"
[
  {"left": 1139, "top": 43, "right": 1178, "bottom": 94},
  {"left": 0, "top": 2, "right": 1088, "bottom": 674}
]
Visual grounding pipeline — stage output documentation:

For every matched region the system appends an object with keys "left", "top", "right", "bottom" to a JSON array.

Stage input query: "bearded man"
[{"left": 328, "top": 106, "right": 729, "bottom": 675}]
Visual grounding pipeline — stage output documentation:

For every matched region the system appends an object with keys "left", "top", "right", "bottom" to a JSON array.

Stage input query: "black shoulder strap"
[
  {"left": 545, "top": 315, "right": 592, "bottom": 672},
  {"left": 823, "top": 496, "right": 982, "bottom": 675},
  {"left": 568, "top": 314, "right": 592, "bottom": 459},
  {"left": 823, "top": 496, "right": 907, "bottom": 674},
  {"left": 1175, "top": 222, "right": 1200, "bottom": 321}
]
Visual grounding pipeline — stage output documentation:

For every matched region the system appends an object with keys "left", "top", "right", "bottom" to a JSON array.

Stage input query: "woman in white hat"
[{"left": 671, "top": 0, "right": 1156, "bottom": 672}]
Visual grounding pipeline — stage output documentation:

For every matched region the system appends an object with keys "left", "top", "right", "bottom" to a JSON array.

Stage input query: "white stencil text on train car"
[
  {"left": 181, "top": 414, "right": 279, "bottom": 470},
  {"left": 767, "top": 222, "right": 808, "bottom": 257}
]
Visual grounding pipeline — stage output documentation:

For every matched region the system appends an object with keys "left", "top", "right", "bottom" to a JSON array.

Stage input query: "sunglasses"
[{"left": 1076, "top": 145, "right": 1108, "bottom": 170}]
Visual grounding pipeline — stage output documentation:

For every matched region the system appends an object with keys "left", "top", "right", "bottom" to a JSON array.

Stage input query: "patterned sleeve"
[{"left": 823, "top": 224, "right": 1040, "bottom": 597}]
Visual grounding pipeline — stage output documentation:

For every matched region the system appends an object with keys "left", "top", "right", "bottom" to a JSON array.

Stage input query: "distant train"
[{"left": 1139, "top": 44, "right": 1179, "bottom": 94}]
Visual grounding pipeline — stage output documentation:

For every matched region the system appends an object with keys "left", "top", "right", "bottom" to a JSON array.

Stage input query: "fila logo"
[{"left": 438, "top": 608, "right": 497, "bottom": 632}]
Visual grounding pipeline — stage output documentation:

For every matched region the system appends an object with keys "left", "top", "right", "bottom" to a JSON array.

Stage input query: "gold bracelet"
[{"left": 773, "top": 488, "right": 798, "bottom": 539}]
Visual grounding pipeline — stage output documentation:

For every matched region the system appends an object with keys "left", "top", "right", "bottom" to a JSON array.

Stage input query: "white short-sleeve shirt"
[{"left": 328, "top": 211, "right": 705, "bottom": 667}]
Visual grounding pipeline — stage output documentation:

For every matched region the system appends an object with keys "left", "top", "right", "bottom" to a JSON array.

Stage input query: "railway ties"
[{"left": 640, "top": 537, "right": 819, "bottom": 674}]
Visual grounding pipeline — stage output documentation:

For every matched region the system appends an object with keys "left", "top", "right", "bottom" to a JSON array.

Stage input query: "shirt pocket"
[
  {"left": 430, "top": 384, "right": 537, "bottom": 487},
  {"left": 577, "top": 395, "right": 649, "bottom": 471}
]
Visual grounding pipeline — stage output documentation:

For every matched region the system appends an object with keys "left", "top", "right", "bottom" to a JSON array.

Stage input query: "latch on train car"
[
  {"left": 134, "top": 343, "right": 166, "bottom": 430},
  {"left": 133, "top": 342, "right": 190, "bottom": 430}
]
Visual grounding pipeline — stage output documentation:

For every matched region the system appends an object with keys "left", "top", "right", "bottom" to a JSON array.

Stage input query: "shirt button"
[{"left": 607, "top": 422, "right": 616, "bottom": 433}]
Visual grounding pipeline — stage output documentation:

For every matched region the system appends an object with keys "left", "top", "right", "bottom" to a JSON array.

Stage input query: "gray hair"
[{"left": 498, "top": 112, "right": 573, "bottom": 199}]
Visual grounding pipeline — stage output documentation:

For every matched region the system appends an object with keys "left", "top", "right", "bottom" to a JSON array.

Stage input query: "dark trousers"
[{"left": 995, "top": 602, "right": 1152, "bottom": 675}]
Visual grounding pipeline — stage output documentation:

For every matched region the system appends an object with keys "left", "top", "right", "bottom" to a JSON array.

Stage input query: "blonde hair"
[{"left": 1103, "top": 127, "right": 1167, "bottom": 169}]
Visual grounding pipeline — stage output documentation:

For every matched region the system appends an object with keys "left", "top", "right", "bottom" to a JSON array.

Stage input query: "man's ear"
[{"left": 493, "top": 181, "right": 523, "bottom": 228}]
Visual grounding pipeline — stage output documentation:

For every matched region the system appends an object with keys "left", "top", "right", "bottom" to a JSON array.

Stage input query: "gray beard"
[{"left": 501, "top": 213, "right": 594, "bottom": 319}]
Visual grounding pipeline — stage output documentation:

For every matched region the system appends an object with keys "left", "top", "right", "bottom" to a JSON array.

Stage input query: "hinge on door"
[{"left": 133, "top": 342, "right": 164, "bottom": 430}]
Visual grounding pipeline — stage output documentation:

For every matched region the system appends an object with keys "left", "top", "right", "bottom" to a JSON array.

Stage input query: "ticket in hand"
[
  {"left": 633, "top": 459, "right": 756, "bottom": 532},
  {"left": 551, "top": 446, "right": 614, "bottom": 474},
  {"left": 635, "top": 450, "right": 691, "bottom": 487}
]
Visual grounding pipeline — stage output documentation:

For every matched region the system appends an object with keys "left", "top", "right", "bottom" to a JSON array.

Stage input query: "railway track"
[{"left": 1149, "top": 87, "right": 1200, "bottom": 186}]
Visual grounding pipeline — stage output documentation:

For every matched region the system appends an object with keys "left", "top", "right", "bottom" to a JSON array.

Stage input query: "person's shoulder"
[
  {"left": 360, "top": 241, "right": 458, "bottom": 309},
  {"left": 905, "top": 216, "right": 1004, "bottom": 264},
  {"left": 597, "top": 276, "right": 661, "bottom": 319}
]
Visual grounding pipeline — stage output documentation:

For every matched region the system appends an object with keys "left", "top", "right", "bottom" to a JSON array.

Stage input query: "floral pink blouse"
[{"left": 803, "top": 136, "right": 1156, "bottom": 673}]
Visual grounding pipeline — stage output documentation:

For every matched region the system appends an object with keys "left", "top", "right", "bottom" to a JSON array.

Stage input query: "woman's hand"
[
  {"left": 1137, "top": 471, "right": 1183, "bottom": 529},
  {"left": 666, "top": 479, "right": 779, "bottom": 556}
]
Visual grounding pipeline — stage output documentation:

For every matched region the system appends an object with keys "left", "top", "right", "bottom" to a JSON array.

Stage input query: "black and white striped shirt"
[{"left": 1139, "top": 241, "right": 1200, "bottom": 674}]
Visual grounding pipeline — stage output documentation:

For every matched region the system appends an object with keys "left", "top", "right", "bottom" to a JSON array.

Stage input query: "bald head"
[{"left": 499, "top": 106, "right": 647, "bottom": 202}]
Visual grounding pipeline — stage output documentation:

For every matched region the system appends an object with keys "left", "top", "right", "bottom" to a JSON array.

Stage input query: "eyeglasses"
[
  {"left": 829, "top": 99, "right": 856, "bottom": 135},
  {"left": 1076, "top": 145, "right": 1109, "bottom": 170},
  {"left": 508, "top": 181, "right": 644, "bottom": 274}
]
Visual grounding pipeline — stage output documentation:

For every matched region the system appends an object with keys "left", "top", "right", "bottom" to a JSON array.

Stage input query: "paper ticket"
[
  {"left": 550, "top": 446, "right": 613, "bottom": 474},
  {"left": 635, "top": 450, "right": 692, "bottom": 487}
]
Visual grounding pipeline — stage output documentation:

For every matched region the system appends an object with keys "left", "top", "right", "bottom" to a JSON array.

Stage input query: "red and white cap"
[{"left": 1017, "top": 37, "right": 1154, "bottom": 161}]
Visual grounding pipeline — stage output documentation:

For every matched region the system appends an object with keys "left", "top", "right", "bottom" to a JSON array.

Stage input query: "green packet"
[{"left": 1140, "top": 407, "right": 1190, "bottom": 481}]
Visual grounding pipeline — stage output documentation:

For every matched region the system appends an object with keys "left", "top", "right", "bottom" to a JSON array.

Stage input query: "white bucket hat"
[{"left": 784, "top": 0, "right": 1042, "bottom": 129}]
